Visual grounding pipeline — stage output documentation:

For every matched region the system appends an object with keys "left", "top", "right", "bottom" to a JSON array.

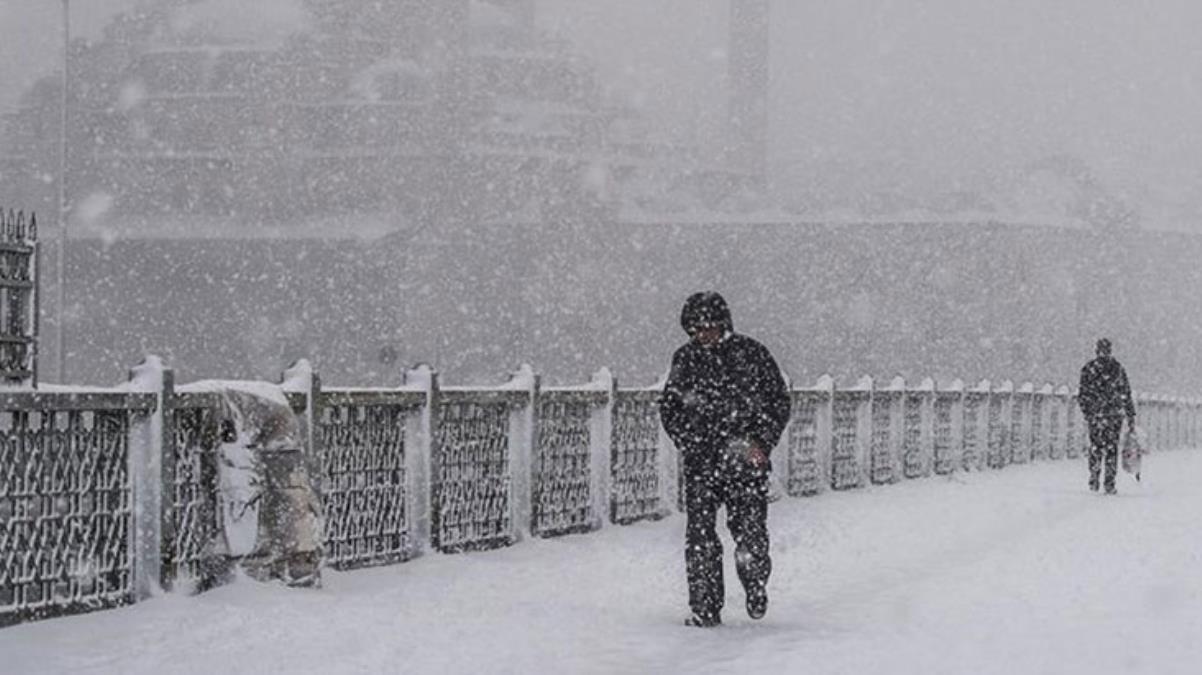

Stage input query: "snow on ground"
[{"left": 4, "top": 451, "right": 1201, "bottom": 675}]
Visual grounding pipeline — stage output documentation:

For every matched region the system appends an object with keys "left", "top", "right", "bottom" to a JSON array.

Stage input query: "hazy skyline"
[{"left": 3, "top": 0, "right": 1202, "bottom": 225}]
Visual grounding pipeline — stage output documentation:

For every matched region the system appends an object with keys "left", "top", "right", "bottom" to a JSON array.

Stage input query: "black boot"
[
  {"left": 746, "top": 582, "right": 768, "bottom": 620},
  {"left": 684, "top": 612, "right": 721, "bottom": 628}
]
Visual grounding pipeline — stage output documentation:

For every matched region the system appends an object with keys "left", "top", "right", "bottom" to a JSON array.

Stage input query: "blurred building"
[{"left": 0, "top": 0, "right": 697, "bottom": 231}]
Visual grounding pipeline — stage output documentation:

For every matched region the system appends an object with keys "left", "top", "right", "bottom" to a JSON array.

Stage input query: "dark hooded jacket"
[
  {"left": 1078, "top": 355, "right": 1136, "bottom": 420},
  {"left": 659, "top": 292, "right": 792, "bottom": 463}
]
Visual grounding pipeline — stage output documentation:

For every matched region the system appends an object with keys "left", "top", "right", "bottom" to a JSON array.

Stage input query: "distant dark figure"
[
  {"left": 659, "top": 292, "right": 791, "bottom": 627},
  {"left": 1078, "top": 338, "right": 1137, "bottom": 494}
]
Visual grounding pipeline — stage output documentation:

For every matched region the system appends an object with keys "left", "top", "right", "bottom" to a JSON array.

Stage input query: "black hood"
[{"left": 680, "top": 291, "right": 733, "bottom": 335}]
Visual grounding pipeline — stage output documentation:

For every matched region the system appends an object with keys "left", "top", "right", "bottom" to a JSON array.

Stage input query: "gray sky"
[
  {"left": 0, "top": 0, "right": 140, "bottom": 111},
  {"left": 4, "top": 0, "right": 1202, "bottom": 224}
]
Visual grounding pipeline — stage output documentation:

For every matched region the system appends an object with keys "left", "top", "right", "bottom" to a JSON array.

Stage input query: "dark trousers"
[
  {"left": 683, "top": 455, "right": 771, "bottom": 621},
  {"left": 1087, "top": 416, "right": 1123, "bottom": 490}
]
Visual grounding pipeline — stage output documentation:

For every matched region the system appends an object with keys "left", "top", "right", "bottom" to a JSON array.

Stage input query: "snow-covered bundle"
[{"left": 185, "top": 382, "right": 324, "bottom": 588}]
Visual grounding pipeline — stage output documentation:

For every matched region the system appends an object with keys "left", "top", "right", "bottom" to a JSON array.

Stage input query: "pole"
[{"left": 55, "top": 0, "right": 69, "bottom": 383}]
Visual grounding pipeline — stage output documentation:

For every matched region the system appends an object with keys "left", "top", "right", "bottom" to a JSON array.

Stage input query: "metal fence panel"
[
  {"left": 610, "top": 392, "right": 662, "bottom": 524},
  {"left": 787, "top": 394, "right": 823, "bottom": 496},
  {"left": 319, "top": 393, "right": 421, "bottom": 569},
  {"left": 962, "top": 394, "right": 986, "bottom": 471},
  {"left": 933, "top": 394, "right": 958, "bottom": 475},
  {"left": 0, "top": 397, "right": 152, "bottom": 626},
  {"left": 870, "top": 393, "right": 896, "bottom": 484},
  {"left": 987, "top": 396, "right": 1008, "bottom": 468},
  {"left": 163, "top": 395, "right": 221, "bottom": 588},
  {"left": 432, "top": 394, "right": 517, "bottom": 552},
  {"left": 1010, "top": 394, "right": 1029, "bottom": 464},
  {"left": 831, "top": 393, "right": 862, "bottom": 490},
  {"left": 902, "top": 394, "right": 925, "bottom": 479},
  {"left": 533, "top": 392, "right": 600, "bottom": 536}
]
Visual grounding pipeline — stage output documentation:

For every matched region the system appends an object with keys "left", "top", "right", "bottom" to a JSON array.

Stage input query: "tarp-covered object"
[{"left": 194, "top": 382, "right": 323, "bottom": 587}]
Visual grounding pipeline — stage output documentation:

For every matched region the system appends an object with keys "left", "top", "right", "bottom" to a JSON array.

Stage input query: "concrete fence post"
[
  {"left": 854, "top": 375, "right": 874, "bottom": 488},
  {"left": 126, "top": 355, "right": 166, "bottom": 599},
  {"left": 589, "top": 368, "right": 615, "bottom": 529},
  {"left": 886, "top": 376, "right": 906, "bottom": 481},
  {"left": 815, "top": 375, "right": 835, "bottom": 492},
  {"left": 935, "top": 379, "right": 965, "bottom": 475},
  {"left": 403, "top": 364, "right": 436, "bottom": 555},
  {"left": 508, "top": 364, "right": 538, "bottom": 541},
  {"left": 917, "top": 377, "right": 936, "bottom": 477}
]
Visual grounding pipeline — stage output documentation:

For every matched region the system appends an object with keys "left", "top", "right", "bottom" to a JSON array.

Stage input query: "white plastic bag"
[{"left": 1121, "top": 426, "right": 1146, "bottom": 481}]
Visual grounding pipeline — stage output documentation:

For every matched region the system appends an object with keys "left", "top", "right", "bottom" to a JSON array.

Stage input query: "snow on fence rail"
[{"left": 2, "top": 359, "right": 1201, "bottom": 628}]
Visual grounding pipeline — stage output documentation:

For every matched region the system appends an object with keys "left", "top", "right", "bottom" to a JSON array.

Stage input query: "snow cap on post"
[
  {"left": 402, "top": 363, "right": 436, "bottom": 390},
  {"left": 501, "top": 363, "right": 537, "bottom": 391},
  {"left": 126, "top": 355, "right": 166, "bottom": 392},
  {"left": 589, "top": 367, "right": 614, "bottom": 392},
  {"left": 280, "top": 358, "right": 313, "bottom": 392}
]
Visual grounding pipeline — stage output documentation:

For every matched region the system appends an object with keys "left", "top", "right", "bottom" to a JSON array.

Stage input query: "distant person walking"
[
  {"left": 1078, "top": 338, "right": 1137, "bottom": 494},
  {"left": 659, "top": 292, "right": 791, "bottom": 627}
]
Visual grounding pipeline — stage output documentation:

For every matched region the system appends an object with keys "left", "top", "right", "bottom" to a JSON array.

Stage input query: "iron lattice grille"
[
  {"left": 1031, "top": 396, "right": 1047, "bottom": 460},
  {"left": 166, "top": 401, "right": 220, "bottom": 585},
  {"left": 533, "top": 394, "right": 595, "bottom": 536},
  {"left": 1009, "top": 398, "right": 1028, "bottom": 464},
  {"left": 610, "top": 394, "right": 661, "bottom": 524},
  {"left": 831, "top": 394, "right": 860, "bottom": 490},
  {"left": 902, "top": 395, "right": 924, "bottom": 478},
  {"left": 787, "top": 395, "right": 822, "bottom": 496},
  {"left": 0, "top": 209, "right": 36, "bottom": 385},
  {"left": 933, "top": 396, "right": 957, "bottom": 475},
  {"left": 961, "top": 395, "right": 984, "bottom": 470},
  {"left": 1047, "top": 397, "right": 1063, "bottom": 459},
  {"left": 320, "top": 398, "right": 416, "bottom": 569},
  {"left": 433, "top": 397, "right": 513, "bottom": 552},
  {"left": 870, "top": 395, "right": 895, "bottom": 484},
  {"left": 987, "top": 397, "right": 1007, "bottom": 468},
  {"left": 0, "top": 408, "right": 134, "bottom": 626}
]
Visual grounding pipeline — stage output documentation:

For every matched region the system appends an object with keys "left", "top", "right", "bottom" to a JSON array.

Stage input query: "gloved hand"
[{"left": 746, "top": 442, "right": 769, "bottom": 469}]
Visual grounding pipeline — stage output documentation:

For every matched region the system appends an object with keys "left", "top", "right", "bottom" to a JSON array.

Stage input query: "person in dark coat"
[
  {"left": 659, "top": 292, "right": 792, "bottom": 627},
  {"left": 1078, "top": 338, "right": 1136, "bottom": 494}
]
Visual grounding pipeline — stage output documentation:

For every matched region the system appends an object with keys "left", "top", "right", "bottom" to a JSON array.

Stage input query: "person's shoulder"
[
  {"left": 729, "top": 333, "right": 776, "bottom": 358},
  {"left": 671, "top": 341, "right": 700, "bottom": 362},
  {"left": 728, "top": 332, "right": 762, "bottom": 348},
  {"left": 730, "top": 329, "right": 769, "bottom": 345}
]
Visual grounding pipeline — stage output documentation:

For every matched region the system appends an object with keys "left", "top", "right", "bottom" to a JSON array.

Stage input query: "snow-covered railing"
[
  {"left": 5, "top": 360, "right": 1202, "bottom": 629},
  {"left": 0, "top": 381, "right": 157, "bottom": 627}
]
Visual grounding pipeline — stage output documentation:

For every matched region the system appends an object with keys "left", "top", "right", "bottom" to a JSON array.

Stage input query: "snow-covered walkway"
[{"left": 4, "top": 452, "right": 1201, "bottom": 675}]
